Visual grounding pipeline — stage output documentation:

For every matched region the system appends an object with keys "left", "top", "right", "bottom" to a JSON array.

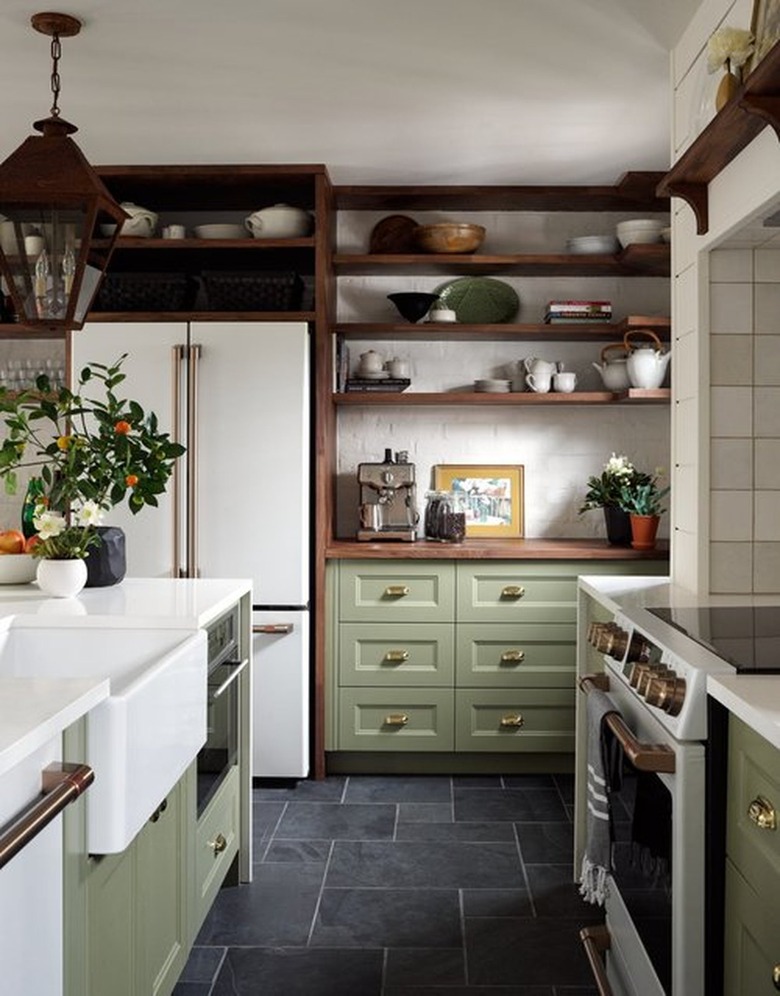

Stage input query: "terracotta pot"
[
  {"left": 603, "top": 505, "right": 632, "bottom": 546},
  {"left": 629, "top": 513, "right": 660, "bottom": 551}
]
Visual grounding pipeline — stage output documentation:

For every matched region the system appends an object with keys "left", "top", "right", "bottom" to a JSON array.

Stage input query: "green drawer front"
[
  {"left": 195, "top": 765, "right": 240, "bottom": 928},
  {"left": 457, "top": 563, "right": 576, "bottom": 623},
  {"left": 339, "top": 687, "right": 454, "bottom": 751},
  {"left": 338, "top": 623, "right": 455, "bottom": 687},
  {"left": 727, "top": 717, "right": 780, "bottom": 895},
  {"left": 339, "top": 561, "right": 455, "bottom": 622},
  {"left": 455, "top": 688, "right": 575, "bottom": 752},
  {"left": 724, "top": 859, "right": 780, "bottom": 996},
  {"left": 456, "top": 622, "right": 575, "bottom": 688}
]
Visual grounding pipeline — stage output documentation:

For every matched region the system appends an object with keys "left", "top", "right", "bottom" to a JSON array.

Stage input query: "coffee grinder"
[{"left": 357, "top": 449, "right": 418, "bottom": 541}]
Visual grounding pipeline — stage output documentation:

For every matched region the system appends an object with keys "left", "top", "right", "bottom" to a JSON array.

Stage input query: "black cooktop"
[{"left": 648, "top": 606, "right": 780, "bottom": 673}]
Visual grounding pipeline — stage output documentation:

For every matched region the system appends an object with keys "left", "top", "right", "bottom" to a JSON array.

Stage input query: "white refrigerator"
[{"left": 73, "top": 321, "right": 311, "bottom": 778}]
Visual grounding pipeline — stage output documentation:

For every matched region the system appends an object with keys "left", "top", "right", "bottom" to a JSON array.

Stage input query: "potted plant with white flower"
[
  {"left": 0, "top": 354, "right": 184, "bottom": 596},
  {"left": 578, "top": 453, "right": 653, "bottom": 546}
]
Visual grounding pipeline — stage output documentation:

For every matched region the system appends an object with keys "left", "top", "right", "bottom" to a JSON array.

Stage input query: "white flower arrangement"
[{"left": 707, "top": 26, "right": 754, "bottom": 75}]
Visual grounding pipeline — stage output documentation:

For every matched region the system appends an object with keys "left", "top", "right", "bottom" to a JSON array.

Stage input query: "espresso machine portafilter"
[{"left": 357, "top": 449, "right": 418, "bottom": 541}]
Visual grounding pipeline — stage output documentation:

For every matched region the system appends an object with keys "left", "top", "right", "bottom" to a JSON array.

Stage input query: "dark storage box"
[
  {"left": 94, "top": 272, "right": 197, "bottom": 312},
  {"left": 202, "top": 271, "right": 304, "bottom": 311}
]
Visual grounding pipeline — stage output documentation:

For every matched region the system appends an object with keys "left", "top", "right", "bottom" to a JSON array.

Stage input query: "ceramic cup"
[
  {"left": 553, "top": 371, "right": 577, "bottom": 393},
  {"left": 23, "top": 235, "right": 44, "bottom": 257},
  {"left": 0, "top": 221, "right": 17, "bottom": 256},
  {"left": 526, "top": 372, "right": 552, "bottom": 393},
  {"left": 162, "top": 225, "right": 186, "bottom": 239},
  {"left": 387, "top": 357, "right": 410, "bottom": 378}
]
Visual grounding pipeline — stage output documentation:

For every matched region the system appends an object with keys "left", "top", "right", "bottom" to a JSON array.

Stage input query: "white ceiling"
[{"left": 0, "top": 0, "right": 701, "bottom": 185}]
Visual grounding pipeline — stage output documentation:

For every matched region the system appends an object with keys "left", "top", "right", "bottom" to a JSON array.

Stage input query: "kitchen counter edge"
[{"left": 325, "top": 538, "right": 670, "bottom": 560}]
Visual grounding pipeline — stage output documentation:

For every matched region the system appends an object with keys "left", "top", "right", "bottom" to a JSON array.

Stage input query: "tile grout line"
[
  {"left": 459, "top": 887, "right": 470, "bottom": 986},
  {"left": 258, "top": 799, "right": 290, "bottom": 863},
  {"left": 305, "top": 838, "right": 336, "bottom": 947},
  {"left": 513, "top": 820, "right": 537, "bottom": 917}
]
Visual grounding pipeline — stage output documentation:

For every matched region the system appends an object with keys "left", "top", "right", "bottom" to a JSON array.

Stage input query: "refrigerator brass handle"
[
  {"left": 500, "top": 650, "right": 525, "bottom": 663},
  {"left": 384, "top": 585, "right": 410, "bottom": 597},
  {"left": 500, "top": 585, "right": 525, "bottom": 598},
  {"left": 579, "top": 925, "right": 614, "bottom": 996},
  {"left": 748, "top": 796, "right": 777, "bottom": 831},
  {"left": 384, "top": 650, "right": 409, "bottom": 663},
  {"left": 384, "top": 713, "right": 409, "bottom": 727},
  {"left": 500, "top": 713, "right": 524, "bottom": 728},
  {"left": 172, "top": 345, "right": 184, "bottom": 577},
  {"left": 253, "top": 624, "right": 294, "bottom": 635},
  {"left": 187, "top": 344, "right": 201, "bottom": 578}
]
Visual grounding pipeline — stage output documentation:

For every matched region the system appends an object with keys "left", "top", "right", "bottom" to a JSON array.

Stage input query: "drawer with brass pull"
[
  {"left": 456, "top": 563, "right": 577, "bottom": 623},
  {"left": 195, "top": 765, "right": 239, "bottom": 919},
  {"left": 454, "top": 688, "right": 575, "bottom": 752},
  {"left": 338, "top": 688, "right": 454, "bottom": 751},
  {"left": 338, "top": 623, "right": 455, "bottom": 686},
  {"left": 724, "top": 858, "right": 780, "bottom": 996},
  {"left": 455, "top": 622, "right": 576, "bottom": 687},
  {"left": 338, "top": 561, "right": 455, "bottom": 622}
]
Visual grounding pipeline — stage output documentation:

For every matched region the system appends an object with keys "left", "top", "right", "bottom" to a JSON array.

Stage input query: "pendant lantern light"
[{"left": 0, "top": 12, "right": 127, "bottom": 331}]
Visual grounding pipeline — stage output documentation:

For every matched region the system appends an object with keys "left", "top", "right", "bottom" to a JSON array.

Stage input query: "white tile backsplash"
[
  {"left": 754, "top": 542, "right": 780, "bottom": 593},
  {"left": 711, "top": 335, "right": 753, "bottom": 385},
  {"left": 710, "top": 541, "right": 753, "bottom": 593},
  {"left": 710, "top": 248, "right": 753, "bottom": 282},
  {"left": 754, "top": 282, "right": 780, "bottom": 334},
  {"left": 755, "top": 249, "right": 780, "bottom": 282},
  {"left": 710, "top": 386, "right": 753, "bottom": 437},
  {"left": 754, "top": 387, "right": 780, "bottom": 437},
  {"left": 710, "top": 491, "right": 753, "bottom": 541},
  {"left": 709, "top": 281, "right": 753, "bottom": 334},
  {"left": 711, "top": 438, "right": 753, "bottom": 489},
  {"left": 755, "top": 438, "right": 780, "bottom": 488},
  {"left": 754, "top": 491, "right": 780, "bottom": 541}
]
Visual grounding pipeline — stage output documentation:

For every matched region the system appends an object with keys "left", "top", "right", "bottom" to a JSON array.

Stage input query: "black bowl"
[{"left": 387, "top": 292, "right": 439, "bottom": 323}]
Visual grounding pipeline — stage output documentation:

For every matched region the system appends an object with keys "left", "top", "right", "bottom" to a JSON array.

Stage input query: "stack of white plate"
[
  {"left": 566, "top": 235, "right": 619, "bottom": 254},
  {"left": 474, "top": 379, "right": 510, "bottom": 393}
]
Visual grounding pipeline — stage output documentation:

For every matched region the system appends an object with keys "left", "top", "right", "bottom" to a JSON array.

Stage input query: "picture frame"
[
  {"left": 433, "top": 464, "right": 524, "bottom": 538},
  {"left": 748, "top": 0, "right": 780, "bottom": 74}
]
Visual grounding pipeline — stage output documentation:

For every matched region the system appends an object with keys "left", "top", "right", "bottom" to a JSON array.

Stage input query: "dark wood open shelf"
[
  {"left": 86, "top": 311, "right": 316, "bottom": 323},
  {"left": 332, "top": 389, "right": 670, "bottom": 406},
  {"left": 333, "top": 315, "right": 670, "bottom": 342},
  {"left": 104, "top": 236, "right": 316, "bottom": 251},
  {"left": 657, "top": 42, "right": 780, "bottom": 232}
]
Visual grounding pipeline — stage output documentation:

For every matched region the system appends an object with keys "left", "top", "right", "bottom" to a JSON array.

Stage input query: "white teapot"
[
  {"left": 244, "top": 203, "right": 313, "bottom": 239},
  {"left": 624, "top": 330, "right": 671, "bottom": 389},
  {"left": 523, "top": 357, "right": 558, "bottom": 377},
  {"left": 118, "top": 202, "right": 158, "bottom": 238},
  {"left": 592, "top": 344, "right": 631, "bottom": 392}
]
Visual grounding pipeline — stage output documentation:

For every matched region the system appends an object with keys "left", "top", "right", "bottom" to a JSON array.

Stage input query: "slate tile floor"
[{"left": 173, "top": 774, "right": 602, "bottom": 995}]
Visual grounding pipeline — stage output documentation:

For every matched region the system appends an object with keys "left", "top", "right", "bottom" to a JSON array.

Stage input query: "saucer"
[{"left": 358, "top": 370, "right": 389, "bottom": 379}]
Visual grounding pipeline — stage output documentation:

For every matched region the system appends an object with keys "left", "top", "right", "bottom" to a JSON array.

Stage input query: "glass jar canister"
[{"left": 424, "top": 490, "right": 466, "bottom": 543}]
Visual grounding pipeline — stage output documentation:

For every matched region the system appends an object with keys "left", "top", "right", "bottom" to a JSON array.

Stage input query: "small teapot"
[
  {"left": 523, "top": 357, "right": 558, "bottom": 377},
  {"left": 358, "top": 350, "right": 384, "bottom": 374},
  {"left": 592, "top": 344, "right": 631, "bottom": 392},
  {"left": 244, "top": 203, "right": 313, "bottom": 239},
  {"left": 118, "top": 202, "right": 158, "bottom": 237},
  {"left": 624, "top": 330, "right": 671, "bottom": 389}
]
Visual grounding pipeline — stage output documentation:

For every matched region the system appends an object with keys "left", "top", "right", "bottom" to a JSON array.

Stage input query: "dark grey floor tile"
[
  {"left": 211, "top": 947, "right": 383, "bottom": 996},
  {"left": 385, "top": 947, "right": 465, "bottom": 986},
  {"left": 177, "top": 945, "right": 225, "bottom": 983},
  {"left": 171, "top": 984, "right": 211, "bottom": 996},
  {"left": 275, "top": 801, "right": 396, "bottom": 840},
  {"left": 396, "top": 821, "right": 515, "bottom": 842},
  {"left": 252, "top": 800, "right": 285, "bottom": 851},
  {"left": 526, "top": 865, "right": 602, "bottom": 919},
  {"left": 501, "top": 775, "right": 557, "bottom": 789},
  {"left": 515, "top": 822, "right": 574, "bottom": 863},
  {"left": 326, "top": 839, "right": 524, "bottom": 889},
  {"left": 383, "top": 988, "right": 553, "bottom": 995},
  {"left": 556, "top": 988, "right": 599, "bottom": 995},
  {"left": 554, "top": 772, "right": 575, "bottom": 803},
  {"left": 195, "top": 864, "right": 325, "bottom": 946},
  {"left": 398, "top": 802, "right": 453, "bottom": 823},
  {"left": 461, "top": 887, "right": 532, "bottom": 917},
  {"left": 452, "top": 775, "right": 505, "bottom": 787},
  {"left": 311, "top": 888, "right": 461, "bottom": 947},
  {"left": 455, "top": 787, "right": 568, "bottom": 823},
  {"left": 263, "top": 839, "right": 332, "bottom": 863},
  {"left": 344, "top": 775, "right": 452, "bottom": 803},
  {"left": 465, "top": 916, "right": 601, "bottom": 987},
  {"left": 253, "top": 776, "right": 347, "bottom": 801}
]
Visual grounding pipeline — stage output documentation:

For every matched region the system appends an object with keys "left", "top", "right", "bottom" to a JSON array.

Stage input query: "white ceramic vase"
[{"left": 36, "top": 558, "right": 88, "bottom": 598}]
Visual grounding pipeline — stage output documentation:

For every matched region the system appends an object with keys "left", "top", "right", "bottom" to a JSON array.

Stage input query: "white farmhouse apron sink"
[{"left": 0, "top": 625, "right": 207, "bottom": 853}]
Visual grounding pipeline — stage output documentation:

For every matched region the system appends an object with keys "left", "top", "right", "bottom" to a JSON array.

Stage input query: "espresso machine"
[{"left": 357, "top": 449, "right": 418, "bottom": 541}]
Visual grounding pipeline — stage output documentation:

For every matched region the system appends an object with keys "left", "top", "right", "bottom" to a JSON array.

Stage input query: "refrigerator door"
[{"left": 252, "top": 609, "right": 309, "bottom": 778}]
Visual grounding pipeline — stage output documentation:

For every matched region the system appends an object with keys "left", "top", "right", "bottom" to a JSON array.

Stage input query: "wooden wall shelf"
[
  {"left": 332, "top": 390, "right": 670, "bottom": 406},
  {"left": 86, "top": 311, "right": 316, "bottom": 323},
  {"left": 333, "top": 316, "right": 671, "bottom": 342},
  {"left": 657, "top": 43, "right": 780, "bottom": 233}
]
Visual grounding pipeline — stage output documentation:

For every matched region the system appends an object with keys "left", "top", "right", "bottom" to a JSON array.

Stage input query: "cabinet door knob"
[
  {"left": 500, "top": 713, "right": 524, "bottom": 728},
  {"left": 748, "top": 795, "right": 777, "bottom": 831},
  {"left": 500, "top": 650, "right": 525, "bottom": 663},
  {"left": 501, "top": 585, "right": 525, "bottom": 599},
  {"left": 384, "top": 585, "right": 410, "bottom": 597},
  {"left": 384, "top": 650, "right": 409, "bottom": 663},
  {"left": 384, "top": 713, "right": 409, "bottom": 727},
  {"left": 773, "top": 964, "right": 780, "bottom": 990},
  {"left": 208, "top": 833, "right": 227, "bottom": 855}
]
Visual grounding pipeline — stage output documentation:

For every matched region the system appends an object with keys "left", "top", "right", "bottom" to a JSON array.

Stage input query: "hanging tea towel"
[{"left": 579, "top": 685, "right": 618, "bottom": 905}]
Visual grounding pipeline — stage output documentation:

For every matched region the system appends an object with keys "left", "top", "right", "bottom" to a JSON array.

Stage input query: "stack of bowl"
[{"left": 616, "top": 219, "right": 665, "bottom": 248}]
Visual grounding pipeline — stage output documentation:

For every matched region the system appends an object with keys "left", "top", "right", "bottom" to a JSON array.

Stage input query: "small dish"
[
  {"left": 567, "top": 235, "right": 619, "bottom": 254},
  {"left": 194, "top": 224, "right": 246, "bottom": 240},
  {"left": 474, "top": 379, "right": 511, "bottom": 393},
  {"left": 357, "top": 370, "right": 389, "bottom": 380}
]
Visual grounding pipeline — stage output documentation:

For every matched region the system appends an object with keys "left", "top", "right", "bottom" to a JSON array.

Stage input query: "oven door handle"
[
  {"left": 208, "top": 658, "right": 248, "bottom": 701},
  {"left": 579, "top": 674, "right": 676, "bottom": 774},
  {"left": 579, "top": 925, "right": 615, "bottom": 996}
]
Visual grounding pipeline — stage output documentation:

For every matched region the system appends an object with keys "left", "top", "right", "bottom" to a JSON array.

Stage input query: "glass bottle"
[{"left": 21, "top": 476, "right": 45, "bottom": 539}]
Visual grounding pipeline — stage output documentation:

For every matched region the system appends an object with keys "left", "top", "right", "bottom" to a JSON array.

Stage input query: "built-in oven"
[{"left": 197, "top": 606, "right": 248, "bottom": 817}]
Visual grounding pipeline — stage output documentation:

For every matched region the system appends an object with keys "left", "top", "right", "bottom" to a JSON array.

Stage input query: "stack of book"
[
  {"left": 345, "top": 378, "right": 411, "bottom": 392},
  {"left": 544, "top": 300, "right": 612, "bottom": 324}
]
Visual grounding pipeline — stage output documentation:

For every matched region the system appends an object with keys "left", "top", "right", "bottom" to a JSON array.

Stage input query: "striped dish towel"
[{"left": 579, "top": 686, "right": 618, "bottom": 906}]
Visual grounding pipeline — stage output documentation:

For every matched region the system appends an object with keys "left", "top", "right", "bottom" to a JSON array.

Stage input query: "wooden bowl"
[{"left": 414, "top": 223, "right": 486, "bottom": 254}]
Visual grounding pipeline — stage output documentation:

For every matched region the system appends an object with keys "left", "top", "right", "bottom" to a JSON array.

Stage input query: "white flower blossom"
[
  {"left": 75, "top": 500, "right": 105, "bottom": 527},
  {"left": 33, "top": 509, "right": 66, "bottom": 540},
  {"left": 707, "top": 26, "right": 754, "bottom": 72},
  {"left": 604, "top": 453, "right": 635, "bottom": 478}
]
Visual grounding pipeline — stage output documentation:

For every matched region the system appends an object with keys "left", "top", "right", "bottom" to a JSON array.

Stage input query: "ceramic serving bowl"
[
  {"left": 194, "top": 224, "right": 246, "bottom": 240},
  {"left": 616, "top": 219, "right": 664, "bottom": 248},
  {"left": 567, "top": 235, "right": 619, "bottom": 254},
  {"left": 387, "top": 292, "right": 440, "bottom": 323},
  {"left": 0, "top": 553, "right": 37, "bottom": 584},
  {"left": 415, "top": 223, "right": 486, "bottom": 254}
]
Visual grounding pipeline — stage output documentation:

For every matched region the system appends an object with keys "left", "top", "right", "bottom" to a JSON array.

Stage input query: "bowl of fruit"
[{"left": 0, "top": 531, "right": 38, "bottom": 583}]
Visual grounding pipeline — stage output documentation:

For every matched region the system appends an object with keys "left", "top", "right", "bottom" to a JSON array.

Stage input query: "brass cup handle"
[
  {"left": 208, "top": 833, "right": 227, "bottom": 855},
  {"left": 500, "top": 713, "right": 524, "bottom": 728},
  {"left": 501, "top": 650, "right": 525, "bottom": 663},
  {"left": 500, "top": 585, "right": 525, "bottom": 599},
  {"left": 773, "top": 964, "right": 780, "bottom": 990},
  {"left": 748, "top": 795, "right": 777, "bottom": 831},
  {"left": 384, "top": 713, "right": 409, "bottom": 727},
  {"left": 385, "top": 650, "right": 410, "bottom": 663},
  {"left": 385, "top": 585, "right": 410, "bottom": 597}
]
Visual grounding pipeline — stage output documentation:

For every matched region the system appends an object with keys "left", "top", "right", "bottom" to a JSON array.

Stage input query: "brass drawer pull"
[
  {"left": 773, "top": 964, "right": 780, "bottom": 990},
  {"left": 748, "top": 795, "right": 777, "bottom": 831},
  {"left": 208, "top": 833, "right": 227, "bottom": 855},
  {"left": 385, "top": 650, "right": 409, "bottom": 663},
  {"left": 500, "top": 585, "right": 525, "bottom": 599},
  {"left": 384, "top": 713, "right": 409, "bottom": 727},
  {"left": 501, "top": 650, "right": 525, "bottom": 663},
  {"left": 384, "top": 585, "right": 410, "bottom": 597},
  {"left": 500, "top": 713, "right": 524, "bottom": 728}
]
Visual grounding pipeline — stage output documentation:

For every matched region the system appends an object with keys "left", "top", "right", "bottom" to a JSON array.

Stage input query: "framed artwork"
[
  {"left": 433, "top": 464, "right": 524, "bottom": 538},
  {"left": 748, "top": 0, "right": 780, "bottom": 73}
]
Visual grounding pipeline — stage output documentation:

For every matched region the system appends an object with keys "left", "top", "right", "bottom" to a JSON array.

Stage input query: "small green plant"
[
  {"left": 617, "top": 475, "right": 670, "bottom": 517},
  {"left": 578, "top": 453, "right": 652, "bottom": 514}
]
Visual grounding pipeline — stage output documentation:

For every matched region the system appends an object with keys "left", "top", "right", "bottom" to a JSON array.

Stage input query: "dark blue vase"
[
  {"left": 85, "top": 526, "right": 126, "bottom": 587},
  {"left": 603, "top": 505, "right": 632, "bottom": 546}
]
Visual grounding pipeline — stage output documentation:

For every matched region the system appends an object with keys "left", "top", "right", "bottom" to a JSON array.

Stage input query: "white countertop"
[{"left": 580, "top": 574, "right": 780, "bottom": 752}]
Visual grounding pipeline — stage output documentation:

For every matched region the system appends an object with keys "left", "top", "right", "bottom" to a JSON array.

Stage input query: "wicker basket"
[
  {"left": 202, "top": 271, "right": 304, "bottom": 312},
  {"left": 94, "top": 273, "right": 196, "bottom": 312}
]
